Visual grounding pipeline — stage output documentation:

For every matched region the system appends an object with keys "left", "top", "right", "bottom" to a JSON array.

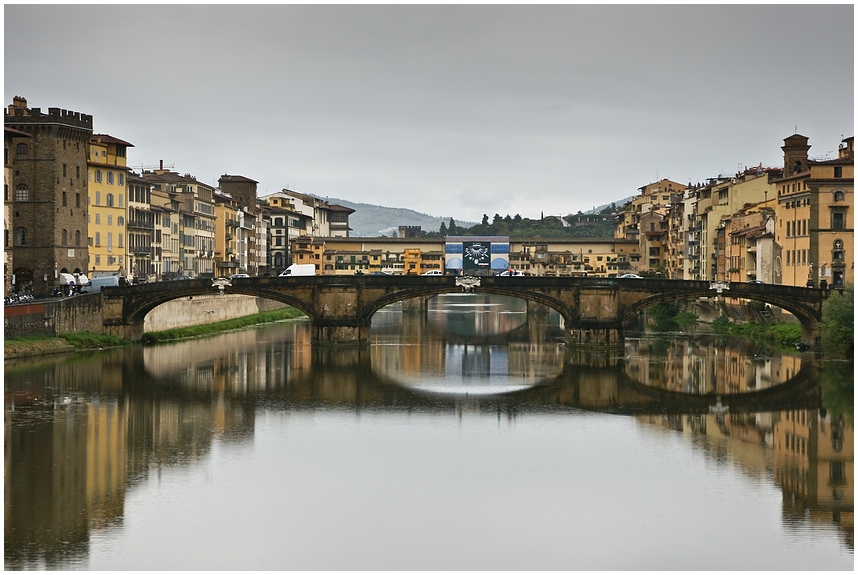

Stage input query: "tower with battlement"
[{"left": 5, "top": 97, "right": 93, "bottom": 292}]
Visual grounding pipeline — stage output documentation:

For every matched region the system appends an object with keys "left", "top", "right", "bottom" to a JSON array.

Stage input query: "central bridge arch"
[{"left": 100, "top": 276, "right": 828, "bottom": 346}]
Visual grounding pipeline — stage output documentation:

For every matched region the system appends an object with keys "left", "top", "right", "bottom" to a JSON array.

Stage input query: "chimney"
[{"left": 160, "top": 160, "right": 163, "bottom": 170}]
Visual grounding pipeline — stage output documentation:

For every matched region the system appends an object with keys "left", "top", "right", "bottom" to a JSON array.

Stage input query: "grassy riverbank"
[
  {"left": 4, "top": 307, "right": 307, "bottom": 358},
  {"left": 141, "top": 306, "right": 306, "bottom": 343},
  {"left": 711, "top": 315, "right": 802, "bottom": 348}
]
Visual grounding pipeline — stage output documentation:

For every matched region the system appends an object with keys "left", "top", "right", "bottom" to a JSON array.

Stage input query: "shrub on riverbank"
[
  {"left": 142, "top": 307, "right": 306, "bottom": 343},
  {"left": 710, "top": 315, "right": 802, "bottom": 348},
  {"left": 820, "top": 285, "right": 854, "bottom": 359}
]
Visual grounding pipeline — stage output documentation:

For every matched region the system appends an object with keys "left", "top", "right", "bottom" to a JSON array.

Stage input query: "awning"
[
  {"left": 59, "top": 273, "right": 77, "bottom": 285},
  {"left": 76, "top": 274, "right": 90, "bottom": 285}
]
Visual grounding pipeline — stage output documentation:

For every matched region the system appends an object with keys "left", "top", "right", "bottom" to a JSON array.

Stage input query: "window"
[
  {"left": 118, "top": 173, "right": 124, "bottom": 186},
  {"left": 75, "top": 230, "right": 81, "bottom": 246},
  {"left": 833, "top": 212, "right": 845, "bottom": 231},
  {"left": 62, "top": 163, "right": 67, "bottom": 177},
  {"left": 117, "top": 216, "right": 124, "bottom": 226},
  {"left": 95, "top": 214, "right": 100, "bottom": 224},
  {"left": 95, "top": 232, "right": 101, "bottom": 247},
  {"left": 834, "top": 190, "right": 845, "bottom": 201},
  {"left": 107, "top": 215, "right": 112, "bottom": 225},
  {"left": 15, "top": 184, "right": 30, "bottom": 202},
  {"left": 62, "top": 191, "right": 67, "bottom": 207},
  {"left": 834, "top": 166, "right": 843, "bottom": 178},
  {"left": 14, "top": 227, "right": 27, "bottom": 246},
  {"left": 119, "top": 194, "right": 123, "bottom": 208},
  {"left": 95, "top": 191, "right": 101, "bottom": 205},
  {"left": 76, "top": 193, "right": 80, "bottom": 208},
  {"left": 76, "top": 165, "right": 80, "bottom": 179},
  {"left": 107, "top": 233, "right": 113, "bottom": 252},
  {"left": 107, "top": 172, "right": 114, "bottom": 185},
  {"left": 106, "top": 193, "right": 114, "bottom": 207},
  {"left": 16, "top": 143, "right": 27, "bottom": 158},
  {"left": 95, "top": 170, "right": 102, "bottom": 183},
  {"left": 61, "top": 229, "right": 67, "bottom": 246},
  {"left": 119, "top": 233, "right": 123, "bottom": 248}
]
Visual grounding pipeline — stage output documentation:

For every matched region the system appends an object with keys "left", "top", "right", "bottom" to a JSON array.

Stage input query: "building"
[
  {"left": 4, "top": 97, "right": 92, "bottom": 295},
  {"left": 4, "top": 126, "right": 31, "bottom": 294},
  {"left": 127, "top": 173, "right": 155, "bottom": 283},
  {"left": 87, "top": 134, "right": 133, "bottom": 280},
  {"left": 774, "top": 134, "right": 854, "bottom": 288}
]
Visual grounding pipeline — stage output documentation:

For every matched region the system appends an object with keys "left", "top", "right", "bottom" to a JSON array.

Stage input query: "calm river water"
[{"left": 4, "top": 295, "right": 854, "bottom": 570}]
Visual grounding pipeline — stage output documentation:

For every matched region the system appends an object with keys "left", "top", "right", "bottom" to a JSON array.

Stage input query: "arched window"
[
  {"left": 16, "top": 143, "right": 27, "bottom": 158},
  {"left": 117, "top": 216, "right": 124, "bottom": 226},
  {"left": 834, "top": 190, "right": 845, "bottom": 202},
  {"left": 61, "top": 229, "right": 68, "bottom": 246},
  {"left": 75, "top": 230, "right": 81, "bottom": 246},
  {"left": 14, "top": 227, "right": 27, "bottom": 246},
  {"left": 15, "top": 184, "right": 29, "bottom": 202}
]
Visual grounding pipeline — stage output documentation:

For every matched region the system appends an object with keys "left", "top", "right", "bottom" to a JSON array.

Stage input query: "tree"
[
  {"left": 448, "top": 218, "right": 458, "bottom": 235},
  {"left": 821, "top": 285, "right": 854, "bottom": 358},
  {"left": 481, "top": 214, "right": 489, "bottom": 226},
  {"left": 439, "top": 221, "right": 448, "bottom": 236}
]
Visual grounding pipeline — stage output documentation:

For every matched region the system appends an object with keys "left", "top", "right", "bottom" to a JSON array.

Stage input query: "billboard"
[{"left": 445, "top": 236, "right": 509, "bottom": 273}]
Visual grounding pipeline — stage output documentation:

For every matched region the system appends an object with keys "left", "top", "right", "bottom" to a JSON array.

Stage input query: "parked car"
[
  {"left": 230, "top": 273, "right": 250, "bottom": 279},
  {"left": 747, "top": 279, "right": 765, "bottom": 284},
  {"left": 369, "top": 271, "right": 390, "bottom": 275},
  {"left": 495, "top": 269, "right": 524, "bottom": 276},
  {"left": 420, "top": 270, "right": 443, "bottom": 276},
  {"left": 618, "top": 273, "right": 643, "bottom": 279}
]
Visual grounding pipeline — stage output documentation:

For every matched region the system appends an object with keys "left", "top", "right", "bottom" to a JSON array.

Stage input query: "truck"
[
  {"left": 278, "top": 264, "right": 316, "bottom": 277},
  {"left": 85, "top": 275, "right": 121, "bottom": 293}
]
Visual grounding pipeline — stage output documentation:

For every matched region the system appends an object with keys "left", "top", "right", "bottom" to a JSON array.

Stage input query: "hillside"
[
  {"left": 317, "top": 195, "right": 632, "bottom": 238},
  {"left": 315, "top": 197, "right": 477, "bottom": 237}
]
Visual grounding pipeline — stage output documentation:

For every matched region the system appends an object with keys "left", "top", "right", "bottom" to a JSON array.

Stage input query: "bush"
[{"left": 821, "top": 286, "right": 854, "bottom": 358}]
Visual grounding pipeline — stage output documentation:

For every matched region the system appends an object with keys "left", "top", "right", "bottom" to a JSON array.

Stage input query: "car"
[
  {"left": 369, "top": 271, "right": 390, "bottom": 275},
  {"left": 496, "top": 269, "right": 524, "bottom": 276},
  {"left": 747, "top": 279, "right": 765, "bottom": 284},
  {"left": 421, "top": 270, "right": 443, "bottom": 276},
  {"left": 230, "top": 273, "right": 250, "bottom": 279},
  {"left": 618, "top": 273, "right": 643, "bottom": 279}
]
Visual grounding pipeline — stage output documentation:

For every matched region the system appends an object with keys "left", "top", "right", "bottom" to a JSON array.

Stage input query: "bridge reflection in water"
[{"left": 3, "top": 314, "right": 851, "bottom": 570}]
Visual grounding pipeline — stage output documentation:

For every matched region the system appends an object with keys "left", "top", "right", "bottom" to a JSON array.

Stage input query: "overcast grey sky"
[{"left": 4, "top": 4, "right": 854, "bottom": 223}]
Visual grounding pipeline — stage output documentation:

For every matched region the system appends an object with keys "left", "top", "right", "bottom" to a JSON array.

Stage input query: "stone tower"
[
  {"left": 5, "top": 97, "right": 93, "bottom": 292},
  {"left": 218, "top": 174, "right": 259, "bottom": 211},
  {"left": 782, "top": 133, "right": 811, "bottom": 176}
]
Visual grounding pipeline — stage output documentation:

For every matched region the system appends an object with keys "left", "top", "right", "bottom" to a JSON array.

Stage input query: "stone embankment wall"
[
  {"left": 144, "top": 294, "right": 287, "bottom": 331},
  {"left": 5, "top": 294, "right": 290, "bottom": 338}
]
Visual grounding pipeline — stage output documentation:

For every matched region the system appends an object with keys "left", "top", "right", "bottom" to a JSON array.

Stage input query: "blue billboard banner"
[{"left": 445, "top": 236, "right": 509, "bottom": 272}]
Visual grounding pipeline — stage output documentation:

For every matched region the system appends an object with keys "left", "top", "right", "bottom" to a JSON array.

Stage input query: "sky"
[{"left": 4, "top": 4, "right": 854, "bottom": 223}]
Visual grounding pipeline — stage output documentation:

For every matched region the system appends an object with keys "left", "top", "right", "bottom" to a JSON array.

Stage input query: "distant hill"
[
  {"left": 315, "top": 195, "right": 634, "bottom": 237},
  {"left": 314, "top": 197, "right": 477, "bottom": 237}
]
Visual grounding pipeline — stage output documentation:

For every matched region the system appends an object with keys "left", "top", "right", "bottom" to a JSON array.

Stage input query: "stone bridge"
[{"left": 101, "top": 275, "right": 829, "bottom": 345}]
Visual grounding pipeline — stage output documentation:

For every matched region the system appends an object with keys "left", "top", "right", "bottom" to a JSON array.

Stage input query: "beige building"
[{"left": 774, "top": 135, "right": 854, "bottom": 288}]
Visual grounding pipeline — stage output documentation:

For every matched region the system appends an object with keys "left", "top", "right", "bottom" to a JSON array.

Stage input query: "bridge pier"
[
  {"left": 400, "top": 295, "right": 431, "bottom": 314},
  {"left": 567, "top": 327, "right": 623, "bottom": 348},
  {"left": 312, "top": 323, "right": 370, "bottom": 344}
]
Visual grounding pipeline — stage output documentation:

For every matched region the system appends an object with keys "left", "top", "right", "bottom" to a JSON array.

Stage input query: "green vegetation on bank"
[
  {"left": 711, "top": 314, "right": 802, "bottom": 348},
  {"left": 820, "top": 285, "right": 854, "bottom": 359},
  {"left": 142, "top": 306, "right": 306, "bottom": 343}
]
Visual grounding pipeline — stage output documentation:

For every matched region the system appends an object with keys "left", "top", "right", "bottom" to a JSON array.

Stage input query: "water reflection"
[{"left": 4, "top": 295, "right": 854, "bottom": 569}]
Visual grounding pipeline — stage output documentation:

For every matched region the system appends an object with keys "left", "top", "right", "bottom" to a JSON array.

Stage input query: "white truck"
[
  {"left": 85, "top": 275, "right": 121, "bottom": 293},
  {"left": 278, "top": 264, "right": 316, "bottom": 277}
]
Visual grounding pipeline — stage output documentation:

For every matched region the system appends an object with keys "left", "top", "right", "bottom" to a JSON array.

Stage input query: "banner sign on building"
[
  {"left": 445, "top": 236, "right": 509, "bottom": 273},
  {"left": 462, "top": 241, "right": 491, "bottom": 270}
]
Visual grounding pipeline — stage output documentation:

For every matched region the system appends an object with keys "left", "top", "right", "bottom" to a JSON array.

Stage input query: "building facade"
[{"left": 5, "top": 97, "right": 92, "bottom": 295}]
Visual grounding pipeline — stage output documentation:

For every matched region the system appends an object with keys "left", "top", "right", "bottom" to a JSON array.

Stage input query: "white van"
[
  {"left": 86, "top": 275, "right": 121, "bottom": 293},
  {"left": 279, "top": 264, "right": 316, "bottom": 277}
]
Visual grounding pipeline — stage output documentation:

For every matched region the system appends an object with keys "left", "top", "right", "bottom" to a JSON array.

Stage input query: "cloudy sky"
[{"left": 4, "top": 4, "right": 854, "bottom": 223}]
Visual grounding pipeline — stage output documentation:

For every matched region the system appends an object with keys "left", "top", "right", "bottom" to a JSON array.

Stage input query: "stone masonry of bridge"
[{"left": 99, "top": 275, "right": 828, "bottom": 346}]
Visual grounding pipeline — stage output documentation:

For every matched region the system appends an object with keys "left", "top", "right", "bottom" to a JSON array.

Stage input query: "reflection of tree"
[{"left": 820, "top": 360, "right": 854, "bottom": 425}]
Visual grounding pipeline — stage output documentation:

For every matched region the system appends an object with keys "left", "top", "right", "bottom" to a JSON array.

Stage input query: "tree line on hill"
[{"left": 419, "top": 204, "right": 620, "bottom": 239}]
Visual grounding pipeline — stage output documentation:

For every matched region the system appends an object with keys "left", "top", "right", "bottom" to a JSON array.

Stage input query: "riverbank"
[{"left": 4, "top": 307, "right": 307, "bottom": 359}]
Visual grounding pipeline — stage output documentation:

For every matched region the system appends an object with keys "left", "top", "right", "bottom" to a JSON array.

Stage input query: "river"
[{"left": 4, "top": 294, "right": 854, "bottom": 570}]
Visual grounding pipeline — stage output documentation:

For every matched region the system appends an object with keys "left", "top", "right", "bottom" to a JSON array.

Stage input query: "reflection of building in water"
[
  {"left": 774, "top": 409, "right": 854, "bottom": 549},
  {"left": 638, "top": 407, "right": 854, "bottom": 551},
  {"left": 624, "top": 338, "right": 802, "bottom": 394}
]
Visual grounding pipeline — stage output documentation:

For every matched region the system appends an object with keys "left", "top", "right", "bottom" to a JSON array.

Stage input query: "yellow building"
[
  {"left": 87, "top": 134, "right": 132, "bottom": 280},
  {"left": 774, "top": 135, "right": 854, "bottom": 288}
]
